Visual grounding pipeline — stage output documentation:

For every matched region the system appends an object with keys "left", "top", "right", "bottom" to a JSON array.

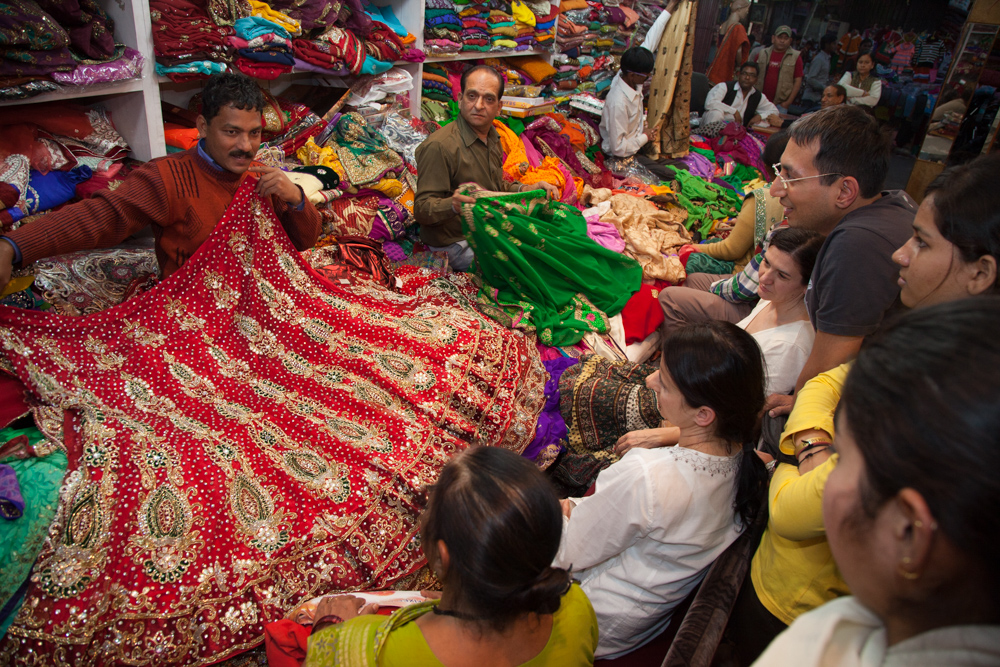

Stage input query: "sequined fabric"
[{"left": 0, "top": 181, "right": 544, "bottom": 666}]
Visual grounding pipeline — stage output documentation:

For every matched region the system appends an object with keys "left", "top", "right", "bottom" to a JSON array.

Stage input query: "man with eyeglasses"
[
  {"left": 702, "top": 61, "right": 782, "bottom": 129},
  {"left": 415, "top": 65, "right": 559, "bottom": 272},
  {"left": 659, "top": 106, "right": 914, "bottom": 426}
]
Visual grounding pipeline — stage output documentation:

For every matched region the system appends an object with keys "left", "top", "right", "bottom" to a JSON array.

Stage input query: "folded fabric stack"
[
  {"left": 152, "top": 0, "right": 423, "bottom": 80},
  {"left": 0, "top": 103, "right": 131, "bottom": 230},
  {"left": 151, "top": 0, "right": 235, "bottom": 81},
  {"left": 533, "top": 5, "right": 558, "bottom": 49},
  {"left": 506, "top": 54, "right": 558, "bottom": 88},
  {"left": 424, "top": 0, "right": 462, "bottom": 55},
  {"left": 422, "top": 63, "right": 458, "bottom": 103},
  {"left": 233, "top": 15, "right": 296, "bottom": 79},
  {"left": 487, "top": 8, "right": 518, "bottom": 51},
  {"left": 0, "top": 0, "right": 123, "bottom": 100},
  {"left": 459, "top": 4, "right": 492, "bottom": 53}
]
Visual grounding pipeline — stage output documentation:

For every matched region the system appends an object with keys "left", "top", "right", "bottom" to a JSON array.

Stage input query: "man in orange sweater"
[{"left": 0, "top": 73, "right": 321, "bottom": 292}]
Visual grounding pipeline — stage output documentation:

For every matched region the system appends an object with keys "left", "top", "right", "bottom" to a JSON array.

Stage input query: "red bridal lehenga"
[{"left": 0, "top": 182, "right": 545, "bottom": 666}]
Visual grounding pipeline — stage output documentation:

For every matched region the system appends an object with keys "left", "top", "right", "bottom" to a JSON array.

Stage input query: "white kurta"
[
  {"left": 754, "top": 595, "right": 1000, "bottom": 666},
  {"left": 703, "top": 81, "right": 780, "bottom": 126},
  {"left": 554, "top": 446, "right": 743, "bottom": 659},
  {"left": 600, "top": 72, "right": 647, "bottom": 158}
]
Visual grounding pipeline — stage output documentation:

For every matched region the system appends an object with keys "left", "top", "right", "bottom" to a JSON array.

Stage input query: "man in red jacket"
[{"left": 0, "top": 72, "right": 321, "bottom": 292}]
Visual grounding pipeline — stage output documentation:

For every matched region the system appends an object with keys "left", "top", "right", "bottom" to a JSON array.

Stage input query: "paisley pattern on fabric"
[{"left": 0, "top": 182, "right": 545, "bottom": 666}]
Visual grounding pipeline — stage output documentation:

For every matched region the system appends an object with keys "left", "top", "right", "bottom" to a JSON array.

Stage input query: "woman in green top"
[{"left": 304, "top": 446, "right": 599, "bottom": 666}]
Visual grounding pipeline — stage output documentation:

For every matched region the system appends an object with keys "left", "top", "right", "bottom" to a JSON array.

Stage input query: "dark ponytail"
[{"left": 662, "top": 321, "right": 768, "bottom": 526}]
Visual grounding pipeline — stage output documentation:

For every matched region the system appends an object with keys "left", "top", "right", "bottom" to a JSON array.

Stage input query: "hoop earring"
[{"left": 898, "top": 556, "right": 920, "bottom": 580}]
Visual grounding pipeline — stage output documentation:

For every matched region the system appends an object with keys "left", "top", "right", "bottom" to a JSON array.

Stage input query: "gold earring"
[{"left": 898, "top": 557, "right": 919, "bottom": 580}]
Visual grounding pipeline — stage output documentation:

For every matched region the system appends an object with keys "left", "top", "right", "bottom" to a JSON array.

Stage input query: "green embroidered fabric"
[{"left": 461, "top": 189, "right": 643, "bottom": 346}]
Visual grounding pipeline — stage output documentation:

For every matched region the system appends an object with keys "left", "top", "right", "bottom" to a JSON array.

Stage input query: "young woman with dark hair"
[
  {"left": 755, "top": 297, "right": 1000, "bottom": 665},
  {"left": 893, "top": 153, "right": 1000, "bottom": 306},
  {"left": 303, "top": 447, "right": 598, "bottom": 666},
  {"left": 837, "top": 51, "right": 881, "bottom": 107},
  {"left": 554, "top": 321, "right": 768, "bottom": 659},
  {"left": 728, "top": 152, "right": 1000, "bottom": 665}
]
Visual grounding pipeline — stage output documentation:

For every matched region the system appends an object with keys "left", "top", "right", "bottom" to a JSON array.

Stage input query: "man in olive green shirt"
[{"left": 415, "top": 65, "right": 558, "bottom": 271}]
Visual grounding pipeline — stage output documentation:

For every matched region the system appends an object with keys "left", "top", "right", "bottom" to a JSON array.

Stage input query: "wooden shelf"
[{"left": 0, "top": 77, "right": 145, "bottom": 107}]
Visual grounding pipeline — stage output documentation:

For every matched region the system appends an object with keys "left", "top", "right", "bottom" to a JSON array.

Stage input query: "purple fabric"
[
  {"left": 0, "top": 464, "right": 23, "bottom": 519},
  {"left": 521, "top": 357, "right": 579, "bottom": 462},
  {"left": 521, "top": 124, "right": 593, "bottom": 185},
  {"left": 680, "top": 151, "right": 715, "bottom": 179},
  {"left": 292, "top": 58, "right": 350, "bottom": 75},
  {"left": 382, "top": 240, "right": 407, "bottom": 262},
  {"left": 709, "top": 123, "right": 768, "bottom": 173},
  {"left": 51, "top": 47, "right": 144, "bottom": 86},
  {"left": 586, "top": 218, "right": 626, "bottom": 252}
]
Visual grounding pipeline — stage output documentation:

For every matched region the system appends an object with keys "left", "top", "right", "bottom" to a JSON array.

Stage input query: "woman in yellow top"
[
  {"left": 687, "top": 133, "right": 788, "bottom": 274},
  {"left": 727, "top": 152, "right": 1000, "bottom": 665},
  {"left": 303, "top": 446, "right": 599, "bottom": 667}
]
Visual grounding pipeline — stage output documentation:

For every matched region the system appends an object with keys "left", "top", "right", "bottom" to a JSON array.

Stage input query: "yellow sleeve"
[
  {"left": 768, "top": 456, "right": 838, "bottom": 542},
  {"left": 778, "top": 362, "right": 852, "bottom": 456},
  {"left": 699, "top": 196, "right": 755, "bottom": 261}
]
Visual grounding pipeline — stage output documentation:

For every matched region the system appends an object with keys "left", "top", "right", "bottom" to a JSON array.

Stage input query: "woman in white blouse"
[
  {"left": 837, "top": 51, "right": 882, "bottom": 107},
  {"left": 553, "top": 321, "right": 769, "bottom": 659}
]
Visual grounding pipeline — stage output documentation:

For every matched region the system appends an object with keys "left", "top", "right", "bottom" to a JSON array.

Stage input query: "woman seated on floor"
[
  {"left": 685, "top": 132, "right": 789, "bottom": 275},
  {"left": 726, "top": 152, "right": 1000, "bottom": 665},
  {"left": 549, "top": 226, "right": 823, "bottom": 496},
  {"left": 755, "top": 297, "right": 1000, "bottom": 665},
  {"left": 303, "top": 446, "right": 599, "bottom": 666},
  {"left": 553, "top": 321, "right": 768, "bottom": 659}
]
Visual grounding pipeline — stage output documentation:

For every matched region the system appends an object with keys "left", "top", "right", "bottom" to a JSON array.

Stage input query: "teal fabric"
[{"left": 0, "top": 426, "right": 66, "bottom": 637}]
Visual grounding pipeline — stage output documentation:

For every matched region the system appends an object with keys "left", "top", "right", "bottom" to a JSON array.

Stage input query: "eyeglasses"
[
  {"left": 771, "top": 163, "right": 843, "bottom": 189},
  {"left": 622, "top": 69, "right": 649, "bottom": 80}
]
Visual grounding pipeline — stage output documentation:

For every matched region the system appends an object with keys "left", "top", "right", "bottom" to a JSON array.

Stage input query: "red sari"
[
  {"left": 707, "top": 23, "right": 750, "bottom": 85},
  {"left": 0, "top": 181, "right": 544, "bottom": 666}
]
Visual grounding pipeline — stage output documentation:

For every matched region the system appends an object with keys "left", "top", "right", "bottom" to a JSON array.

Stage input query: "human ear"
[
  {"left": 436, "top": 539, "right": 451, "bottom": 579},
  {"left": 835, "top": 176, "right": 861, "bottom": 209},
  {"left": 693, "top": 405, "right": 717, "bottom": 428},
  {"left": 196, "top": 115, "right": 208, "bottom": 139},
  {"left": 892, "top": 488, "right": 938, "bottom": 581},
  {"left": 965, "top": 254, "right": 997, "bottom": 296}
]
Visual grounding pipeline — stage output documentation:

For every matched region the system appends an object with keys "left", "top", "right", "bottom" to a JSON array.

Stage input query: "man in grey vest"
[{"left": 702, "top": 62, "right": 782, "bottom": 128}]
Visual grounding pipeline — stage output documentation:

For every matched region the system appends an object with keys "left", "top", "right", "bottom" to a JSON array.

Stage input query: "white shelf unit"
[{"left": 0, "top": 0, "right": 558, "bottom": 158}]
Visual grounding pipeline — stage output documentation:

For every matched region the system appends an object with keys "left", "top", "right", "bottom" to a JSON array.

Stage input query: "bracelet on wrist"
[
  {"left": 797, "top": 437, "right": 832, "bottom": 457},
  {"left": 798, "top": 447, "right": 830, "bottom": 465}
]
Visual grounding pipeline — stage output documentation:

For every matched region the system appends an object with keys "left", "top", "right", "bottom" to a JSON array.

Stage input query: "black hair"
[
  {"left": 827, "top": 83, "right": 847, "bottom": 100},
  {"left": 820, "top": 33, "right": 837, "bottom": 50},
  {"left": 660, "top": 321, "right": 767, "bottom": 527},
  {"left": 788, "top": 105, "right": 891, "bottom": 198},
  {"left": 200, "top": 72, "right": 265, "bottom": 123},
  {"left": 621, "top": 46, "right": 655, "bottom": 75},
  {"left": 761, "top": 130, "right": 789, "bottom": 173},
  {"left": 766, "top": 227, "right": 825, "bottom": 285},
  {"left": 840, "top": 297, "right": 1000, "bottom": 600},
  {"left": 856, "top": 50, "right": 875, "bottom": 65},
  {"left": 460, "top": 65, "right": 505, "bottom": 100},
  {"left": 923, "top": 153, "right": 1000, "bottom": 292},
  {"left": 421, "top": 446, "right": 570, "bottom": 632},
  {"left": 739, "top": 61, "right": 760, "bottom": 76}
]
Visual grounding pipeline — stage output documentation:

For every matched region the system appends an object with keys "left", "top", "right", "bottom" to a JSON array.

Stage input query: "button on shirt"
[
  {"left": 414, "top": 114, "right": 520, "bottom": 247},
  {"left": 600, "top": 72, "right": 648, "bottom": 158}
]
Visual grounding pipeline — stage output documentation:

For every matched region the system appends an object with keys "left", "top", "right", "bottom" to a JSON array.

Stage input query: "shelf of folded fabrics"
[
  {"left": 0, "top": 77, "right": 146, "bottom": 108},
  {"left": 425, "top": 47, "right": 552, "bottom": 63}
]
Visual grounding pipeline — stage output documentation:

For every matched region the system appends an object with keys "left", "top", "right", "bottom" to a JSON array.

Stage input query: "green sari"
[{"left": 462, "top": 189, "right": 643, "bottom": 347}]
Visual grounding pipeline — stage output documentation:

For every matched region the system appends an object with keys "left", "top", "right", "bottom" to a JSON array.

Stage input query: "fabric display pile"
[
  {"left": 0, "top": 0, "right": 144, "bottom": 101},
  {"left": 424, "top": 0, "right": 557, "bottom": 56},
  {"left": 0, "top": 102, "right": 131, "bottom": 238},
  {"left": 152, "top": 0, "right": 423, "bottom": 82}
]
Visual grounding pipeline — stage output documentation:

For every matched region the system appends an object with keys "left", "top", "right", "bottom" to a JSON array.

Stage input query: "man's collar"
[
  {"left": 197, "top": 139, "right": 224, "bottom": 171},
  {"left": 615, "top": 72, "right": 642, "bottom": 101},
  {"left": 456, "top": 113, "right": 495, "bottom": 147}
]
